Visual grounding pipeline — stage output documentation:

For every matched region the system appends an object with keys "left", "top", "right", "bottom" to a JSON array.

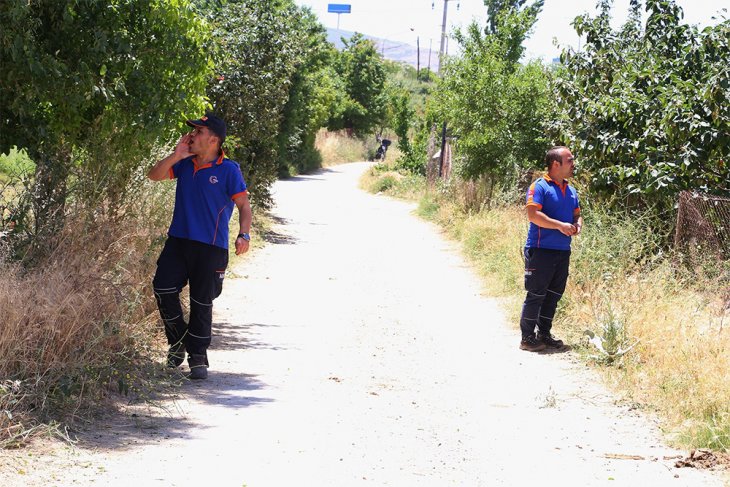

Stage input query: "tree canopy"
[
  {"left": 430, "top": 5, "right": 552, "bottom": 183},
  {"left": 0, "top": 0, "right": 210, "bottom": 257},
  {"left": 328, "top": 33, "right": 387, "bottom": 135},
  {"left": 553, "top": 0, "right": 730, "bottom": 205}
]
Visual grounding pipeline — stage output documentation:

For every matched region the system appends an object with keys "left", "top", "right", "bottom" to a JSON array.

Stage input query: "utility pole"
[
  {"left": 427, "top": 38, "right": 433, "bottom": 77},
  {"left": 435, "top": 0, "right": 458, "bottom": 74},
  {"left": 438, "top": 0, "right": 448, "bottom": 73},
  {"left": 416, "top": 36, "right": 420, "bottom": 81}
]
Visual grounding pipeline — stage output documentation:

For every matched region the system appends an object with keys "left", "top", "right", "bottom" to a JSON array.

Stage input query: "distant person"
[
  {"left": 519, "top": 146, "right": 582, "bottom": 352},
  {"left": 148, "top": 114, "right": 252, "bottom": 379}
]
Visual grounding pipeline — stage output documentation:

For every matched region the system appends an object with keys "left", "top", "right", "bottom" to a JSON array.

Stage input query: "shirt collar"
[
  {"left": 193, "top": 151, "right": 225, "bottom": 169},
  {"left": 544, "top": 173, "right": 568, "bottom": 188}
]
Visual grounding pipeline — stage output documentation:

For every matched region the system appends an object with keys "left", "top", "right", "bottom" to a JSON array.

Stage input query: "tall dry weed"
[
  {"left": 315, "top": 129, "right": 369, "bottom": 165},
  {"left": 571, "top": 262, "right": 730, "bottom": 449},
  {"left": 0, "top": 182, "right": 172, "bottom": 446}
]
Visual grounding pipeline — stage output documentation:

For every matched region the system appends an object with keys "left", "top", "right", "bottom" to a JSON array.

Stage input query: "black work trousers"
[
  {"left": 519, "top": 247, "right": 571, "bottom": 338},
  {"left": 152, "top": 237, "right": 228, "bottom": 362}
]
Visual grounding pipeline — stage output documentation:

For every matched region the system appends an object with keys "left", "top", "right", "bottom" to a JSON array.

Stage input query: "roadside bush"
[
  {"left": 0, "top": 148, "right": 34, "bottom": 181},
  {"left": 553, "top": 0, "right": 730, "bottom": 207},
  {"left": 0, "top": 182, "right": 173, "bottom": 446},
  {"left": 0, "top": 0, "right": 210, "bottom": 252},
  {"left": 368, "top": 173, "right": 398, "bottom": 193}
]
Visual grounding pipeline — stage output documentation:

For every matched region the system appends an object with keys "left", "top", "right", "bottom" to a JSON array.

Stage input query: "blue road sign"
[{"left": 327, "top": 4, "right": 351, "bottom": 14}]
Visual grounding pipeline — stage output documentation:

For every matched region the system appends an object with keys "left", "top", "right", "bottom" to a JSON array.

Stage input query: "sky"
[{"left": 293, "top": 0, "right": 729, "bottom": 61}]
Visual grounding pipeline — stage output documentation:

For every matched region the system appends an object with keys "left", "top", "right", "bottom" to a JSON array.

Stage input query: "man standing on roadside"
[
  {"left": 519, "top": 146, "right": 582, "bottom": 352},
  {"left": 148, "top": 114, "right": 252, "bottom": 379}
]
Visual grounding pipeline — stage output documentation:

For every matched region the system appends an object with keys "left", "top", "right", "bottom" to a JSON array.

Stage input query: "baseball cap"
[{"left": 186, "top": 113, "right": 226, "bottom": 143}]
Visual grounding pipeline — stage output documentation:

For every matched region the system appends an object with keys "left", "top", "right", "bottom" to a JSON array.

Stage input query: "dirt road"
[{"left": 1, "top": 162, "right": 725, "bottom": 486}]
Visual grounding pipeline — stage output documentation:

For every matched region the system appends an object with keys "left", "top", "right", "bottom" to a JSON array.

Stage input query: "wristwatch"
[{"left": 237, "top": 233, "right": 250, "bottom": 241}]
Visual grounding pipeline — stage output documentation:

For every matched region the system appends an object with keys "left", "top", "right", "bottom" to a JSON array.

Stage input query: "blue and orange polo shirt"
[
  {"left": 525, "top": 174, "right": 580, "bottom": 251},
  {"left": 167, "top": 152, "right": 247, "bottom": 250}
]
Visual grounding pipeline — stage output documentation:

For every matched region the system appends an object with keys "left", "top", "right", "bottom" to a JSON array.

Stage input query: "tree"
[
  {"left": 391, "top": 88, "right": 416, "bottom": 169},
  {"left": 276, "top": 7, "right": 339, "bottom": 175},
  {"left": 328, "top": 33, "right": 387, "bottom": 135},
  {"left": 432, "top": 6, "right": 552, "bottom": 185},
  {"left": 553, "top": 0, "right": 730, "bottom": 205},
  {"left": 0, "top": 0, "right": 211, "bottom": 257},
  {"left": 483, "top": 0, "right": 544, "bottom": 64},
  {"left": 207, "top": 0, "right": 308, "bottom": 209}
]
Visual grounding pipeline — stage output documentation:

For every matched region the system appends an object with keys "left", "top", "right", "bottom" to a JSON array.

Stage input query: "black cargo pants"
[
  {"left": 519, "top": 247, "right": 571, "bottom": 338},
  {"left": 152, "top": 236, "right": 228, "bottom": 366}
]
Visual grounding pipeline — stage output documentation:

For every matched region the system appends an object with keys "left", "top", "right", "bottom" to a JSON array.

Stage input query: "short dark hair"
[{"left": 545, "top": 146, "right": 568, "bottom": 170}]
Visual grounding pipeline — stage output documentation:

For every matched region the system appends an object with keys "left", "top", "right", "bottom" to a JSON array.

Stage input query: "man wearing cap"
[
  {"left": 148, "top": 113, "right": 252, "bottom": 379},
  {"left": 519, "top": 146, "right": 582, "bottom": 352}
]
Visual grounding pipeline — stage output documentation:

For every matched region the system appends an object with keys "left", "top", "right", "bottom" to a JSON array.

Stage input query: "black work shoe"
[
  {"left": 166, "top": 343, "right": 186, "bottom": 368},
  {"left": 537, "top": 332, "right": 564, "bottom": 349},
  {"left": 520, "top": 335, "right": 547, "bottom": 352},
  {"left": 187, "top": 365, "right": 208, "bottom": 380},
  {"left": 187, "top": 353, "right": 209, "bottom": 380}
]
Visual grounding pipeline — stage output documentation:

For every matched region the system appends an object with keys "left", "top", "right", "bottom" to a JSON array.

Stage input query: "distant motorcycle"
[{"left": 374, "top": 138, "right": 391, "bottom": 161}]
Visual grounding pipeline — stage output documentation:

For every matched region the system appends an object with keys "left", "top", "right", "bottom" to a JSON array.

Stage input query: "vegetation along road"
[{"left": 1, "top": 162, "right": 725, "bottom": 486}]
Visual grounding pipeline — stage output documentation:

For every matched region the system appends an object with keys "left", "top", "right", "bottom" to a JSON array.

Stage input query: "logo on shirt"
[{"left": 209, "top": 175, "right": 219, "bottom": 184}]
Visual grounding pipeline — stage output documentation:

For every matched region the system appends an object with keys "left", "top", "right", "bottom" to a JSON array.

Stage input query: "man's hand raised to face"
[{"left": 174, "top": 133, "right": 194, "bottom": 159}]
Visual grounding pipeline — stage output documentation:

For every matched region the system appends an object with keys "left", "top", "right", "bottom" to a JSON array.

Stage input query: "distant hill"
[{"left": 327, "top": 28, "right": 434, "bottom": 70}]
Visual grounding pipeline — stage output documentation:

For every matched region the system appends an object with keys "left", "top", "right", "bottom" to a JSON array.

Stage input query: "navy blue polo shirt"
[
  {"left": 167, "top": 152, "right": 247, "bottom": 249},
  {"left": 525, "top": 174, "right": 580, "bottom": 251}
]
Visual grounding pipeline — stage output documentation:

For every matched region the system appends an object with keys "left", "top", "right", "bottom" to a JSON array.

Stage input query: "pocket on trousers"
[
  {"left": 213, "top": 269, "right": 225, "bottom": 299},
  {"left": 524, "top": 247, "right": 535, "bottom": 276}
]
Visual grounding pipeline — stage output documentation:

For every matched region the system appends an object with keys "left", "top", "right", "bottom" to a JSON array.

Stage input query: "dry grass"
[
  {"left": 576, "top": 264, "right": 730, "bottom": 450},
  {"left": 0, "top": 183, "right": 172, "bottom": 447},
  {"left": 360, "top": 161, "right": 425, "bottom": 201},
  {"left": 315, "top": 129, "right": 369, "bottom": 166}
]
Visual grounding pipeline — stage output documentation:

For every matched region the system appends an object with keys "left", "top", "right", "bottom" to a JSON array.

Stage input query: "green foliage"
[
  {"left": 275, "top": 7, "right": 338, "bottom": 176},
  {"left": 328, "top": 33, "right": 387, "bottom": 135},
  {"left": 370, "top": 173, "right": 398, "bottom": 193},
  {"left": 390, "top": 89, "right": 417, "bottom": 170},
  {"left": 483, "top": 0, "right": 545, "bottom": 64},
  {"left": 382, "top": 60, "right": 435, "bottom": 114},
  {"left": 553, "top": 0, "right": 730, "bottom": 207},
  {"left": 584, "top": 306, "right": 637, "bottom": 365},
  {"left": 0, "top": 0, "right": 211, "bottom": 259},
  {"left": 0, "top": 148, "right": 34, "bottom": 180},
  {"left": 207, "top": 0, "right": 307, "bottom": 209},
  {"left": 376, "top": 61, "right": 436, "bottom": 174},
  {"left": 433, "top": 9, "right": 553, "bottom": 183},
  {"left": 417, "top": 193, "right": 441, "bottom": 220}
]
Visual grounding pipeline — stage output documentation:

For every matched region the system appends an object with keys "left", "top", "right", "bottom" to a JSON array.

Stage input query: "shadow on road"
[
  {"left": 260, "top": 214, "right": 297, "bottom": 245},
  {"left": 260, "top": 228, "right": 297, "bottom": 245},
  {"left": 184, "top": 371, "right": 273, "bottom": 409},
  {"left": 212, "top": 321, "right": 286, "bottom": 351},
  {"left": 282, "top": 167, "right": 339, "bottom": 183},
  {"left": 72, "top": 370, "right": 273, "bottom": 452}
]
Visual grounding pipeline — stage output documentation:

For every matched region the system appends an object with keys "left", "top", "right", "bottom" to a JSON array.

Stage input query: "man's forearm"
[
  {"left": 527, "top": 206, "right": 576, "bottom": 236},
  {"left": 529, "top": 209, "right": 566, "bottom": 230},
  {"left": 573, "top": 215, "right": 584, "bottom": 233},
  {"left": 238, "top": 198, "right": 252, "bottom": 234},
  {"left": 148, "top": 153, "right": 183, "bottom": 181}
]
